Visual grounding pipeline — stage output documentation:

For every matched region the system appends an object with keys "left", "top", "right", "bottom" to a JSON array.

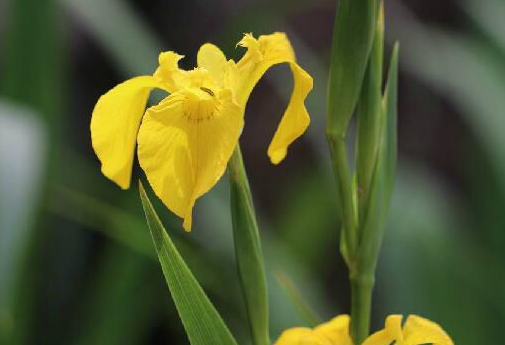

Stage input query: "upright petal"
[
  {"left": 274, "top": 327, "right": 333, "bottom": 345},
  {"left": 197, "top": 43, "right": 228, "bottom": 84},
  {"left": 90, "top": 76, "right": 166, "bottom": 189},
  {"left": 402, "top": 315, "right": 454, "bottom": 345},
  {"left": 137, "top": 88, "right": 243, "bottom": 231},
  {"left": 362, "top": 315, "right": 403, "bottom": 345},
  {"left": 236, "top": 32, "right": 313, "bottom": 164},
  {"left": 314, "top": 314, "right": 353, "bottom": 345}
]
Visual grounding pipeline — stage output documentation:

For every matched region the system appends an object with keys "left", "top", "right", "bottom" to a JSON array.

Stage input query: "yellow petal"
[
  {"left": 236, "top": 32, "right": 313, "bottom": 164},
  {"left": 137, "top": 88, "right": 243, "bottom": 231},
  {"left": 274, "top": 327, "right": 333, "bottom": 345},
  {"left": 385, "top": 315, "right": 404, "bottom": 342},
  {"left": 154, "top": 51, "right": 185, "bottom": 92},
  {"left": 402, "top": 315, "right": 454, "bottom": 345},
  {"left": 267, "top": 62, "right": 312, "bottom": 164},
  {"left": 197, "top": 43, "right": 228, "bottom": 84},
  {"left": 362, "top": 315, "right": 403, "bottom": 345},
  {"left": 314, "top": 314, "right": 353, "bottom": 345},
  {"left": 90, "top": 76, "right": 166, "bottom": 189}
]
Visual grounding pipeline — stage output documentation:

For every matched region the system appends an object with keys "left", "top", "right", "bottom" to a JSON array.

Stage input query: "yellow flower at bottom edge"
[
  {"left": 274, "top": 314, "right": 454, "bottom": 345},
  {"left": 90, "top": 32, "right": 313, "bottom": 231}
]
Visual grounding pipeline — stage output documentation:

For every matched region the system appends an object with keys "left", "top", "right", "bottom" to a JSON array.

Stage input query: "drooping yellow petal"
[
  {"left": 314, "top": 314, "right": 353, "bottom": 345},
  {"left": 274, "top": 327, "right": 333, "bottom": 345},
  {"left": 236, "top": 32, "right": 313, "bottom": 164},
  {"left": 137, "top": 88, "right": 243, "bottom": 231},
  {"left": 401, "top": 315, "right": 454, "bottom": 345},
  {"left": 197, "top": 43, "right": 228, "bottom": 84},
  {"left": 267, "top": 62, "right": 312, "bottom": 164},
  {"left": 90, "top": 76, "right": 166, "bottom": 189},
  {"left": 362, "top": 315, "right": 403, "bottom": 345}
]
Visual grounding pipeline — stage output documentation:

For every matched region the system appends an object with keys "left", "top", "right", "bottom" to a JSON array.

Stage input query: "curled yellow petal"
[
  {"left": 137, "top": 87, "right": 243, "bottom": 231},
  {"left": 90, "top": 76, "right": 166, "bottom": 189},
  {"left": 154, "top": 51, "right": 185, "bottom": 92},
  {"left": 274, "top": 327, "right": 333, "bottom": 345},
  {"left": 402, "top": 315, "right": 454, "bottom": 345},
  {"left": 236, "top": 32, "right": 313, "bottom": 164},
  {"left": 362, "top": 315, "right": 403, "bottom": 345},
  {"left": 314, "top": 314, "right": 353, "bottom": 345}
]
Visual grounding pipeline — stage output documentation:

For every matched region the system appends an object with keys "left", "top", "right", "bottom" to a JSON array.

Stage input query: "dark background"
[{"left": 1, "top": 0, "right": 503, "bottom": 344}]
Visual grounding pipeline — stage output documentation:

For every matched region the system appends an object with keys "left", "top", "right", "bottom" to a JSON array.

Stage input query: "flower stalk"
[
  {"left": 327, "top": 0, "right": 390, "bottom": 344},
  {"left": 326, "top": 135, "right": 358, "bottom": 257},
  {"left": 350, "top": 272, "right": 374, "bottom": 344},
  {"left": 350, "top": 6, "right": 385, "bottom": 344},
  {"left": 326, "top": 0, "right": 379, "bottom": 267}
]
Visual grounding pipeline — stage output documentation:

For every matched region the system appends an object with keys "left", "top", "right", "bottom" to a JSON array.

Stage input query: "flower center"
[
  {"left": 161, "top": 66, "right": 235, "bottom": 124},
  {"left": 179, "top": 88, "right": 219, "bottom": 123}
]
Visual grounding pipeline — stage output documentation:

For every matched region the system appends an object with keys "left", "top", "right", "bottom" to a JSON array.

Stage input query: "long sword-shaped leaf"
[
  {"left": 139, "top": 181, "right": 238, "bottom": 345},
  {"left": 382, "top": 43, "right": 399, "bottom": 208},
  {"left": 228, "top": 145, "right": 269, "bottom": 345}
]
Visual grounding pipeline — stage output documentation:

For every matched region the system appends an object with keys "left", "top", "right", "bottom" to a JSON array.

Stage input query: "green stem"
[
  {"left": 326, "top": 133, "right": 358, "bottom": 258},
  {"left": 228, "top": 144, "right": 270, "bottom": 345},
  {"left": 350, "top": 272, "right": 374, "bottom": 344},
  {"left": 349, "top": 10, "right": 383, "bottom": 343}
]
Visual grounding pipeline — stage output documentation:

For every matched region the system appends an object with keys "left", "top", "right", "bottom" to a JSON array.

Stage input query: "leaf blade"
[
  {"left": 383, "top": 42, "right": 399, "bottom": 208},
  {"left": 139, "top": 181, "right": 238, "bottom": 345},
  {"left": 228, "top": 146, "right": 269, "bottom": 345}
]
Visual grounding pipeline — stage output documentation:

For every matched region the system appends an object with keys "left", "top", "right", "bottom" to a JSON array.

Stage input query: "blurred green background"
[{"left": 0, "top": 0, "right": 503, "bottom": 344}]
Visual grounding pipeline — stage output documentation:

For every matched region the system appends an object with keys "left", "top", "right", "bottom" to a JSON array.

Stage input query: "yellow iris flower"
[
  {"left": 274, "top": 314, "right": 454, "bottom": 345},
  {"left": 90, "top": 32, "right": 313, "bottom": 231}
]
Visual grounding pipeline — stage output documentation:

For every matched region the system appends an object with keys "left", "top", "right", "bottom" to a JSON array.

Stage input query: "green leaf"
[
  {"left": 326, "top": 0, "right": 378, "bottom": 137},
  {"left": 382, "top": 42, "right": 399, "bottom": 207},
  {"left": 139, "top": 181, "right": 238, "bottom": 345},
  {"left": 228, "top": 146, "right": 270, "bottom": 345}
]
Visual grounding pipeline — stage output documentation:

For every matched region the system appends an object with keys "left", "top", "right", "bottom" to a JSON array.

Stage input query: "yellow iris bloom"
[
  {"left": 90, "top": 32, "right": 313, "bottom": 231},
  {"left": 274, "top": 314, "right": 454, "bottom": 345}
]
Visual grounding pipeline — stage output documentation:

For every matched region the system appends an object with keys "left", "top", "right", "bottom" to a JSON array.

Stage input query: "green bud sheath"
[
  {"left": 356, "top": 6, "right": 385, "bottom": 227},
  {"left": 326, "top": 0, "right": 378, "bottom": 138}
]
